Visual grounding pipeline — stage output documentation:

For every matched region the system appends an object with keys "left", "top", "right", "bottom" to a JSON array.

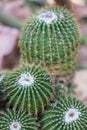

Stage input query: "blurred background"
[{"left": 0, "top": 0, "right": 87, "bottom": 103}]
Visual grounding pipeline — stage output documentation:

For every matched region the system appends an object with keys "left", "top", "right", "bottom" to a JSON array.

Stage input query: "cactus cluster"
[
  {"left": 20, "top": 8, "right": 80, "bottom": 83},
  {"left": 0, "top": 3, "right": 86, "bottom": 130}
]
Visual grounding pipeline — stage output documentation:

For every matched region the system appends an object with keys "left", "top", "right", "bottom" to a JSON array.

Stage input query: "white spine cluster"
[
  {"left": 18, "top": 73, "right": 34, "bottom": 87},
  {"left": 50, "top": 100, "right": 58, "bottom": 108},
  {"left": 9, "top": 121, "right": 21, "bottom": 130},
  {"left": 0, "top": 74, "right": 5, "bottom": 82},
  {"left": 37, "top": 11, "right": 57, "bottom": 24},
  {"left": 64, "top": 108, "right": 81, "bottom": 124}
]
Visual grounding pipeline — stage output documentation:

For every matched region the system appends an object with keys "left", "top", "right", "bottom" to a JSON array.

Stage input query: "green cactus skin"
[
  {"left": 19, "top": 7, "right": 80, "bottom": 83},
  {"left": 5, "top": 65, "right": 54, "bottom": 115},
  {"left": 54, "top": 83, "right": 77, "bottom": 98},
  {"left": 0, "top": 71, "right": 8, "bottom": 100},
  {"left": 41, "top": 97, "right": 87, "bottom": 130},
  {"left": 54, "top": 83, "right": 68, "bottom": 97},
  {"left": 0, "top": 74, "right": 6, "bottom": 99},
  {"left": 0, "top": 109, "right": 38, "bottom": 130},
  {"left": 0, "top": 72, "right": 8, "bottom": 109}
]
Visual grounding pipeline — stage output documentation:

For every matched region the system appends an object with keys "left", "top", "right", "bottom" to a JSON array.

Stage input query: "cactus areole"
[{"left": 20, "top": 8, "right": 80, "bottom": 83}]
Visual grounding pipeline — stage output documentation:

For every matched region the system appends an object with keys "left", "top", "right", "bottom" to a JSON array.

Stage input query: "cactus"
[
  {"left": 54, "top": 83, "right": 68, "bottom": 97},
  {"left": 0, "top": 109, "right": 38, "bottom": 130},
  {"left": 0, "top": 71, "right": 8, "bottom": 100},
  {"left": 41, "top": 97, "right": 87, "bottom": 130},
  {"left": 0, "top": 71, "right": 10, "bottom": 109},
  {"left": 0, "top": 73, "right": 6, "bottom": 99},
  {"left": 5, "top": 65, "right": 54, "bottom": 115},
  {"left": 55, "top": 83, "right": 77, "bottom": 98},
  {"left": 19, "top": 7, "right": 80, "bottom": 84}
]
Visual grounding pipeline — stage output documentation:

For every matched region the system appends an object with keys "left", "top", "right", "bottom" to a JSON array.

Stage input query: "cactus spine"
[
  {"left": 19, "top": 8, "right": 80, "bottom": 84},
  {"left": 0, "top": 73, "right": 6, "bottom": 99},
  {"left": 5, "top": 65, "right": 54, "bottom": 115},
  {"left": 41, "top": 97, "right": 87, "bottom": 130}
]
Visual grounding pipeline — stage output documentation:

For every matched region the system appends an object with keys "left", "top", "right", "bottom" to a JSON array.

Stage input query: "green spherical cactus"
[
  {"left": 5, "top": 65, "right": 54, "bottom": 115},
  {"left": 19, "top": 7, "right": 80, "bottom": 84},
  {"left": 41, "top": 97, "right": 87, "bottom": 130},
  {"left": 0, "top": 109, "right": 38, "bottom": 130}
]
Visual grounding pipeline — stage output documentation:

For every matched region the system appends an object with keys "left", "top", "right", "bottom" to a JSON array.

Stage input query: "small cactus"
[
  {"left": 19, "top": 7, "right": 80, "bottom": 84},
  {"left": 54, "top": 83, "right": 68, "bottom": 97},
  {"left": 0, "top": 109, "right": 38, "bottom": 130},
  {"left": 41, "top": 97, "right": 87, "bottom": 130},
  {"left": 5, "top": 65, "right": 54, "bottom": 115}
]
